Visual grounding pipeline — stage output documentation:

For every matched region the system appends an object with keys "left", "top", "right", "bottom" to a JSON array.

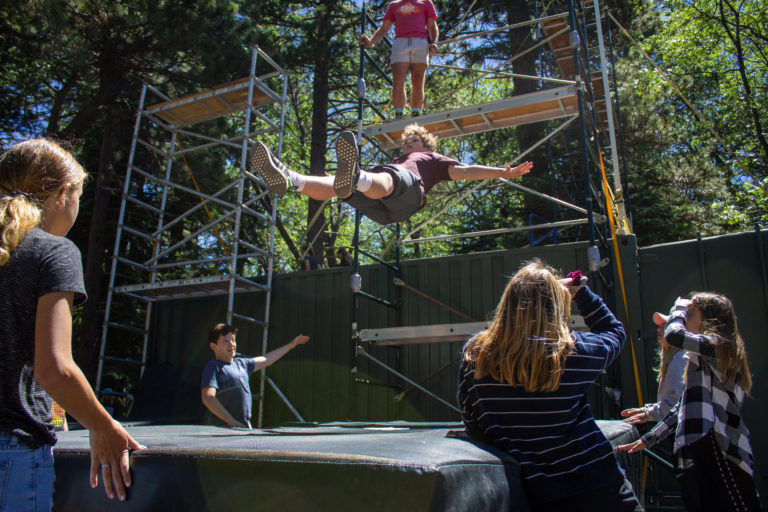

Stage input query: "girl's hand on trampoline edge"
[
  {"left": 89, "top": 418, "right": 146, "bottom": 501},
  {"left": 291, "top": 334, "right": 310, "bottom": 348},
  {"left": 615, "top": 439, "right": 646, "bottom": 454},
  {"left": 502, "top": 161, "right": 533, "bottom": 179}
]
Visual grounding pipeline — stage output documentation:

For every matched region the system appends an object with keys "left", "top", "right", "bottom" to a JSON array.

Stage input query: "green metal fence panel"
[
  {"left": 148, "top": 238, "right": 645, "bottom": 425},
  {"left": 133, "top": 229, "right": 768, "bottom": 505}
]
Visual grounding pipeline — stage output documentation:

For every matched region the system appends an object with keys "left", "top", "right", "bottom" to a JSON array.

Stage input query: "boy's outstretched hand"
[
  {"left": 502, "top": 161, "right": 533, "bottom": 179},
  {"left": 290, "top": 335, "right": 310, "bottom": 348}
]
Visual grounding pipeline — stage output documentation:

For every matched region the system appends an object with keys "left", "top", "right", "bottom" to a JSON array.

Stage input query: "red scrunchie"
[{"left": 566, "top": 270, "right": 584, "bottom": 285}]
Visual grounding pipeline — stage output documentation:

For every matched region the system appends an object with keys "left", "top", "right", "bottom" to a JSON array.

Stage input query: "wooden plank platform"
[
  {"left": 542, "top": 16, "right": 575, "bottom": 78},
  {"left": 115, "top": 275, "right": 267, "bottom": 301},
  {"left": 145, "top": 77, "right": 276, "bottom": 127},
  {"left": 364, "top": 85, "right": 578, "bottom": 149},
  {"left": 541, "top": 13, "right": 610, "bottom": 128}
]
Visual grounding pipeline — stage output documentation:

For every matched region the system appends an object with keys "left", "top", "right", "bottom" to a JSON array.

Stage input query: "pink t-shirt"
[
  {"left": 383, "top": 0, "right": 437, "bottom": 40},
  {"left": 390, "top": 151, "right": 457, "bottom": 204}
]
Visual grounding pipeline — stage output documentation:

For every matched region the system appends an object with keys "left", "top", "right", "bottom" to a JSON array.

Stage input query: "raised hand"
[
  {"left": 291, "top": 334, "right": 310, "bottom": 348},
  {"left": 502, "top": 161, "right": 533, "bottom": 179},
  {"left": 620, "top": 408, "right": 651, "bottom": 425},
  {"left": 615, "top": 439, "right": 646, "bottom": 454}
]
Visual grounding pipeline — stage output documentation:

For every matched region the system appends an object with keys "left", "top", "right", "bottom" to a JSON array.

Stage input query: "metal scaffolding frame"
[
  {"left": 96, "top": 46, "right": 295, "bottom": 428},
  {"left": 350, "top": 0, "right": 628, "bottom": 412}
]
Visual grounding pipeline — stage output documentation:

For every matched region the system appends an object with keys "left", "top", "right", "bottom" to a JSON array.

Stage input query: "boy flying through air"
[{"left": 251, "top": 124, "right": 532, "bottom": 226}]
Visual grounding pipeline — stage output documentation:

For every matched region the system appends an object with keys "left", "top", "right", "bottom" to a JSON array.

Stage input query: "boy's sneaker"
[
  {"left": 394, "top": 111, "right": 404, "bottom": 119},
  {"left": 334, "top": 131, "right": 360, "bottom": 199},
  {"left": 250, "top": 141, "right": 293, "bottom": 194}
]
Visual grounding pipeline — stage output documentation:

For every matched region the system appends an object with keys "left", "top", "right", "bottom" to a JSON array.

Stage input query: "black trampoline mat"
[{"left": 52, "top": 421, "right": 639, "bottom": 512}]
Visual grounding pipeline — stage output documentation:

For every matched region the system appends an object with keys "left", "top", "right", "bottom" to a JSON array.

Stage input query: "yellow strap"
[
  {"left": 180, "top": 152, "right": 230, "bottom": 257},
  {"left": 598, "top": 151, "right": 649, "bottom": 492},
  {"left": 363, "top": 100, "right": 392, "bottom": 147},
  {"left": 598, "top": 149, "right": 644, "bottom": 406},
  {"left": 372, "top": 99, "right": 391, "bottom": 126}
]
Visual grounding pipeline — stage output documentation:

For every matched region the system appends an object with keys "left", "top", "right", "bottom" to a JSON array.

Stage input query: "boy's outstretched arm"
[
  {"left": 252, "top": 335, "right": 310, "bottom": 371},
  {"left": 448, "top": 161, "right": 533, "bottom": 181}
]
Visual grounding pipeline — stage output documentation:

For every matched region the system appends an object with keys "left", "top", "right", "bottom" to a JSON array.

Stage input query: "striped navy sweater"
[{"left": 457, "top": 286, "right": 626, "bottom": 503}]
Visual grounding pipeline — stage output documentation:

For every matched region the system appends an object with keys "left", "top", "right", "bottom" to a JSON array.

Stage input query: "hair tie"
[
  {"left": 2, "top": 189, "right": 29, "bottom": 199},
  {"left": 566, "top": 270, "right": 584, "bottom": 285}
]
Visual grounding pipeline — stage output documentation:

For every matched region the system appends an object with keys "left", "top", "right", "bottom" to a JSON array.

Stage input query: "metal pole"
[
  {"left": 439, "top": 12, "right": 569, "bottom": 46},
  {"left": 593, "top": 0, "right": 627, "bottom": 229},
  {"left": 356, "top": 346, "right": 461, "bottom": 413},
  {"left": 144, "top": 122, "right": 178, "bottom": 383},
  {"left": 97, "top": 83, "right": 148, "bottom": 395},
  {"left": 398, "top": 218, "right": 591, "bottom": 245},
  {"left": 238, "top": 46, "right": 266, "bottom": 428},
  {"left": 267, "top": 377, "right": 305, "bottom": 423},
  {"left": 697, "top": 233, "right": 708, "bottom": 289},
  {"left": 350, "top": 2, "right": 368, "bottom": 420},
  {"left": 570, "top": 0, "right": 597, "bottom": 252},
  {"left": 606, "top": 16, "right": 632, "bottom": 229}
]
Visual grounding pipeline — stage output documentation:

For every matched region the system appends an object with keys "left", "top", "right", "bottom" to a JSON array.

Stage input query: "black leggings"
[{"left": 677, "top": 431, "right": 763, "bottom": 512}]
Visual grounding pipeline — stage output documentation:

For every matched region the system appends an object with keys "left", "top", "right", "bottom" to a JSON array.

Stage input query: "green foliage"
[
  {"left": 4, "top": 0, "right": 768, "bottom": 374},
  {"left": 616, "top": 0, "right": 768, "bottom": 241}
]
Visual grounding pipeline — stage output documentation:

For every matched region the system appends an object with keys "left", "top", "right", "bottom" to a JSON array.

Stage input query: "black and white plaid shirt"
[{"left": 641, "top": 305, "right": 754, "bottom": 476}]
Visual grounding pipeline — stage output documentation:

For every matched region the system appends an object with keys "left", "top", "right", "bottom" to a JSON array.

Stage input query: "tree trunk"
[
  {"left": 306, "top": 2, "right": 337, "bottom": 265},
  {"left": 507, "top": 3, "right": 551, "bottom": 223},
  {"left": 77, "top": 116, "right": 117, "bottom": 383},
  {"left": 74, "top": 39, "right": 121, "bottom": 383}
]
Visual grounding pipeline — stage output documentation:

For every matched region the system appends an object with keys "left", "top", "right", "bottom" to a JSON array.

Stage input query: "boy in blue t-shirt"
[{"left": 201, "top": 323, "right": 309, "bottom": 428}]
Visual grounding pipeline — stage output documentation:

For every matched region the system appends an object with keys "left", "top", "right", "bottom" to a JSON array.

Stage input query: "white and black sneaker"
[
  {"left": 250, "top": 141, "right": 293, "bottom": 194},
  {"left": 334, "top": 131, "right": 360, "bottom": 199}
]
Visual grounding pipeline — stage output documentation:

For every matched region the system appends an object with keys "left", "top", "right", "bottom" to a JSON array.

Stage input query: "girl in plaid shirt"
[{"left": 618, "top": 293, "right": 762, "bottom": 511}]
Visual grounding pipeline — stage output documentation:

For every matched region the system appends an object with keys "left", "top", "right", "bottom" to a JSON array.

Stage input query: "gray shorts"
[
  {"left": 343, "top": 165, "right": 423, "bottom": 225},
  {"left": 391, "top": 37, "right": 430, "bottom": 65}
]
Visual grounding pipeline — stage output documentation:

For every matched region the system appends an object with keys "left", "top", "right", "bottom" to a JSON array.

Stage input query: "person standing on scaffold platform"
[{"left": 360, "top": 0, "right": 439, "bottom": 119}]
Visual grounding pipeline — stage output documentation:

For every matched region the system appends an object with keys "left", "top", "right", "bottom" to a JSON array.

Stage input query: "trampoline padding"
[{"left": 52, "top": 421, "right": 638, "bottom": 511}]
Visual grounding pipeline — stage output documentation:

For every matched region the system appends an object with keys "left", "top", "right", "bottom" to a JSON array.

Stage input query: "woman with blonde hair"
[
  {"left": 0, "top": 139, "right": 144, "bottom": 510},
  {"left": 618, "top": 293, "right": 761, "bottom": 511},
  {"left": 251, "top": 123, "right": 532, "bottom": 225},
  {"left": 458, "top": 260, "right": 642, "bottom": 511}
]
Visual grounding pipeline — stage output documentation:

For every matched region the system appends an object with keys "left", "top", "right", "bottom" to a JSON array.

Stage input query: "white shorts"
[{"left": 391, "top": 37, "right": 430, "bottom": 65}]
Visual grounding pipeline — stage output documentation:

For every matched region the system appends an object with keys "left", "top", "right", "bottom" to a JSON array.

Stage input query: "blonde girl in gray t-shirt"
[{"left": 0, "top": 139, "right": 144, "bottom": 508}]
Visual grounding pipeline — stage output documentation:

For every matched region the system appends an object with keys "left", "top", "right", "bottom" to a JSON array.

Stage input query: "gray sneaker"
[
  {"left": 250, "top": 141, "right": 292, "bottom": 194},
  {"left": 334, "top": 131, "right": 360, "bottom": 199}
]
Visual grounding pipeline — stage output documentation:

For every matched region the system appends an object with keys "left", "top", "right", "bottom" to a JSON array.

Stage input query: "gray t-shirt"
[
  {"left": 0, "top": 228, "right": 87, "bottom": 448},
  {"left": 200, "top": 357, "right": 256, "bottom": 427}
]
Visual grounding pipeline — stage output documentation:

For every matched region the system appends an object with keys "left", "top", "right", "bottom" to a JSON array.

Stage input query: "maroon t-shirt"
[{"left": 390, "top": 151, "right": 458, "bottom": 199}]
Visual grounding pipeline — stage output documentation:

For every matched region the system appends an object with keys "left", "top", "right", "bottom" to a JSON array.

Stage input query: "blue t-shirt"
[{"left": 201, "top": 357, "right": 256, "bottom": 427}]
